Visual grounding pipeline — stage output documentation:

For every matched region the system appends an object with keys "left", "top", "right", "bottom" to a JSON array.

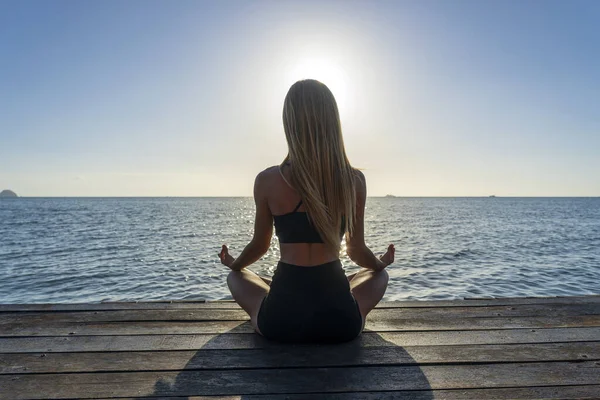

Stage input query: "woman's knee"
[
  {"left": 226, "top": 269, "right": 243, "bottom": 289},
  {"left": 370, "top": 268, "right": 389, "bottom": 290},
  {"left": 359, "top": 267, "right": 389, "bottom": 280},
  {"left": 379, "top": 268, "right": 389, "bottom": 284},
  {"left": 351, "top": 267, "right": 389, "bottom": 291}
]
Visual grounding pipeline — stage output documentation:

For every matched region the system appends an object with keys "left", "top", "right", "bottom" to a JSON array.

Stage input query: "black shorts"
[{"left": 257, "top": 259, "right": 363, "bottom": 343}]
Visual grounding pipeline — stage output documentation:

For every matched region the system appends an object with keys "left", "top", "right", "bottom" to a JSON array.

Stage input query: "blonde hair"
[{"left": 282, "top": 79, "right": 356, "bottom": 251}]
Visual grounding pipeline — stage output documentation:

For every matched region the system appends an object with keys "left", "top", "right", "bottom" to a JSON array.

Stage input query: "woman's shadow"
[{"left": 143, "top": 321, "right": 434, "bottom": 399}]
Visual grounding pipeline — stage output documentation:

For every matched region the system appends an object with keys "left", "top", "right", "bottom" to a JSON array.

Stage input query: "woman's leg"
[
  {"left": 346, "top": 272, "right": 359, "bottom": 282},
  {"left": 350, "top": 268, "right": 389, "bottom": 330},
  {"left": 258, "top": 276, "right": 272, "bottom": 285},
  {"left": 227, "top": 269, "right": 270, "bottom": 334}
]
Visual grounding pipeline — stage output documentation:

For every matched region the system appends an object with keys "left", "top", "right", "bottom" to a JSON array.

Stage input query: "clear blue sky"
[{"left": 1, "top": 0, "right": 598, "bottom": 196}]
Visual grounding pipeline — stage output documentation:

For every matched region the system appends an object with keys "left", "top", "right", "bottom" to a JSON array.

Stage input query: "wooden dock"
[{"left": 1, "top": 295, "right": 599, "bottom": 399}]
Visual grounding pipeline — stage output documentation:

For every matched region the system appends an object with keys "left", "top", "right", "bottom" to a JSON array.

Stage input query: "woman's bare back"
[{"left": 263, "top": 164, "right": 339, "bottom": 266}]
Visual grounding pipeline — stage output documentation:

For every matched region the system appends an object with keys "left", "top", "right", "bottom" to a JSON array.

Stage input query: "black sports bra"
[{"left": 273, "top": 200, "right": 345, "bottom": 244}]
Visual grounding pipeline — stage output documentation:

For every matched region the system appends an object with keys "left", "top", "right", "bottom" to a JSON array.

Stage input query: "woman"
[{"left": 219, "top": 79, "right": 394, "bottom": 343}]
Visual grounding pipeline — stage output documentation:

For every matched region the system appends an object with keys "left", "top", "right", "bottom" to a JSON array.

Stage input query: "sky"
[{"left": 1, "top": 0, "right": 599, "bottom": 197}]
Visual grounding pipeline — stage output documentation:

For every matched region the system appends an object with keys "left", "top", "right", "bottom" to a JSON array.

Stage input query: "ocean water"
[{"left": 0, "top": 197, "right": 599, "bottom": 303}]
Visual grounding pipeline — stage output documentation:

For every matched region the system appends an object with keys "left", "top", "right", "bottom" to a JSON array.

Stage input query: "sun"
[{"left": 285, "top": 58, "right": 350, "bottom": 113}]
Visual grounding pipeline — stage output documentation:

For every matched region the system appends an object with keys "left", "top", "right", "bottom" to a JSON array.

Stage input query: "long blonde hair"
[{"left": 282, "top": 79, "right": 356, "bottom": 251}]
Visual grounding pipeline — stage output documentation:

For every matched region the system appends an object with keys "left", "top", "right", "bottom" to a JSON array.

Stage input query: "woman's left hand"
[
  {"left": 219, "top": 244, "right": 235, "bottom": 268},
  {"left": 378, "top": 244, "right": 395, "bottom": 268}
]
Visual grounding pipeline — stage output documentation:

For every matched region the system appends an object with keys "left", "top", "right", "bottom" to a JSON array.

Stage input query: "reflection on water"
[{"left": 1, "top": 197, "right": 599, "bottom": 302}]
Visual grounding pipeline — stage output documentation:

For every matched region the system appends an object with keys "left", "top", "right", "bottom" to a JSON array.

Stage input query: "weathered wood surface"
[
  {"left": 1, "top": 295, "right": 599, "bottom": 312},
  {"left": 2, "top": 342, "right": 598, "bottom": 374},
  {"left": 2, "top": 327, "right": 600, "bottom": 352},
  {"left": 2, "top": 362, "right": 600, "bottom": 398},
  {"left": 3, "top": 302, "right": 599, "bottom": 324},
  {"left": 87, "top": 385, "right": 600, "bottom": 400},
  {"left": 1, "top": 296, "right": 599, "bottom": 399},
  {"left": 2, "top": 315, "right": 599, "bottom": 336}
]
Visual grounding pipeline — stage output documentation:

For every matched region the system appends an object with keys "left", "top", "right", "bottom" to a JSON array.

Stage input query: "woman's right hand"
[
  {"left": 377, "top": 244, "right": 395, "bottom": 270},
  {"left": 219, "top": 244, "right": 236, "bottom": 269}
]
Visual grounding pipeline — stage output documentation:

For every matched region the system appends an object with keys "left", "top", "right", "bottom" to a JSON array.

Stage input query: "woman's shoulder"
[
  {"left": 257, "top": 165, "right": 281, "bottom": 179},
  {"left": 254, "top": 165, "right": 282, "bottom": 186},
  {"left": 352, "top": 168, "right": 366, "bottom": 184}
]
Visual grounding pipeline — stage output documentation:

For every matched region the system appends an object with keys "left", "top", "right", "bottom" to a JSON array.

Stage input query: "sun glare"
[{"left": 285, "top": 58, "right": 350, "bottom": 113}]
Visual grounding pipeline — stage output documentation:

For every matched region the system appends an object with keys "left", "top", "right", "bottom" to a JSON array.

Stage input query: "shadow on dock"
[{"left": 142, "top": 321, "right": 433, "bottom": 398}]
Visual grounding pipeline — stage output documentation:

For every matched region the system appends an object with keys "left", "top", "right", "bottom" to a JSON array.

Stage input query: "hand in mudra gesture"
[
  {"left": 378, "top": 244, "right": 395, "bottom": 270},
  {"left": 219, "top": 245, "right": 235, "bottom": 269}
]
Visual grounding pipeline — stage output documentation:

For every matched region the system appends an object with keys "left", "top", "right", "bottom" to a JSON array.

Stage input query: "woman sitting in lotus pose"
[{"left": 219, "top": 79, "right": 394, "bottom": 343}]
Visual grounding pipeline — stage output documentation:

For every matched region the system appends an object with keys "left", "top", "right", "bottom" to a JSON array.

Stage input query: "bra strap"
[{"left": 292, "top": 200, "right": 303, "bottom": 212}]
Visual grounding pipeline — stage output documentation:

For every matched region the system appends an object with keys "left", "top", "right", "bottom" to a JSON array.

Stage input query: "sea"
[{"left": 0, "top": 197, "right": 599, "bottom": 303}]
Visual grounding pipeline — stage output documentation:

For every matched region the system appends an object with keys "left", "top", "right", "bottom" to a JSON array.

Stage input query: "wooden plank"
[
  {"left": 2, "top": 303, "right": 598, "bottom": 325},
  {"left": 0, "top": 320, "right": 245, "bottom": 336},
  {"left": 2, "top": 362, "right": 599, "bottom": 399},
  {"left": 0, "top": 302, "right": 222, "bottom": 312},
  {"left": 0, "top": 328, "right": 600, "bottom": 353},
  {"left": 1, "top": 342, "right": 598, "bottom": 374},
  {"left": 91, "top": 385, "right": 600, "bottom": 400},
  {"left": 0, "top": 309, "right": 251, "bottom": 323},
  {"left": 366, "top": 315, "right": 600, "bottom": 332},
  {"left": 1, "top": 295, "right": 599, "bottom": 312},
  {"left": 2, "top": 327, "right": 599, "bottom": 353},
  {"left": 1, "top": 315, "right": 599, "bottom": 336}
]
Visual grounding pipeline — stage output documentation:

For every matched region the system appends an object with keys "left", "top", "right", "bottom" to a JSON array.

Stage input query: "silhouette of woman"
[{"left": 220, "top": 79, "right": 394, "bottom": 343}]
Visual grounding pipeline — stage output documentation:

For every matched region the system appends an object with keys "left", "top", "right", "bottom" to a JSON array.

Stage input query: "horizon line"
[{"left": 2, "top": 195, "right": 600, "bottom": 199}]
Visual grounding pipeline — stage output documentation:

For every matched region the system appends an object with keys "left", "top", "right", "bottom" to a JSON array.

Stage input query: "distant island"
[
  {"left": 0, "top": 189, "right": 18, "bottom": 198},
  {"left": 385, "top": 194, "right": 397, "bottom": 198}
]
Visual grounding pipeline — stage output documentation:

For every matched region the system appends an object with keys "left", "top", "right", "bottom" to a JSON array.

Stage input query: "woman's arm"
[
  {"left": 346, "top": 170, "right": 394, "bottom": 271},
  {"left": 220, "top": 171, "right": 273, "bottom": 271}
]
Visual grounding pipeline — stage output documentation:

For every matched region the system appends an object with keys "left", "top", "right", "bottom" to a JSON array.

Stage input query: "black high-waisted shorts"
[{"left": 257, "top": 259, "right": 363, "bottom": 343}]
